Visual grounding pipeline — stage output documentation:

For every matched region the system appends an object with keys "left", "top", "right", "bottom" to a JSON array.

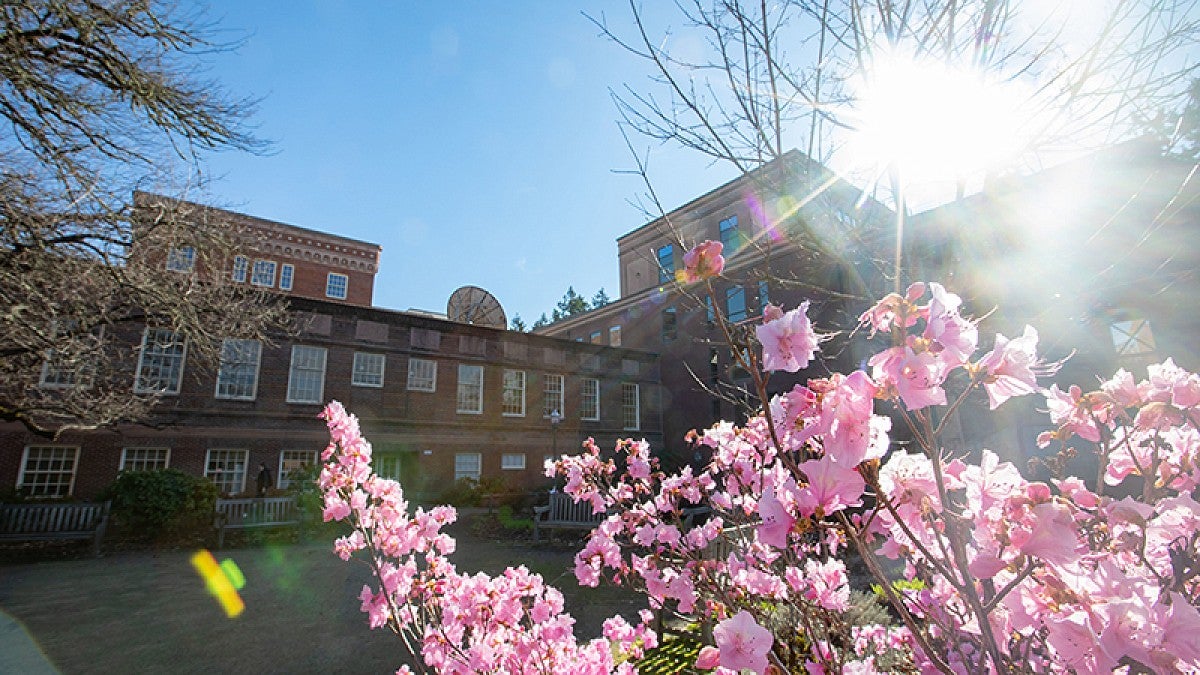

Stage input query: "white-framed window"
[
  {"left": 17, "top": 446, "right": 80, "bottom": 498},
  {"left": 166, "top": 246, "right": 195, "bottom": 272},
  {"left": 134, "top": 327, "right": 187, "bottom": 395},
  {"left": 278, "top": 449, "right": 318, "bottom": 489},
  {"left": 589, "top": 330, "right": 602, "bottom": 344},
  {"left": 581, "top": 378, "right": 600, "bottom": 421},
  {"left": 726, "top": 286, "right": 748, "bottom": 323},
  {"left": 457, "top": 364, "right": 484, "bottom": 414},
  {"left": 279, "top": 263, "right": 294, "bottom": 291},
  {"left": 657, "top": 244, "right": 674, "bottom": 284},
  {"left": 374, "top": 454, "right": 403, "bottom": 481},
  {"left": 214, "top": 338, "right": 262, "bottom": 400},
  {"left": 251, "top": 259, "right": 277, "bottom": 287},
  {"left": 501, "top": 453, "right": 526, "bottom": 470},
  {"left": 286, "top": 345, "right": 327, "bottom": 404},
  {"left": 543, "top": 374, "right": 564, "bottom": 417},
  {"left": 1111, "top": 319, "right": 1156, "bottom": 357},
  {"left": 205, "top": 449, "right": 248, "bottom": 495},
  {"left": 502, "top": 369, "right": 526, "bottom": 417},
  {"left": 455, "top": 452, "right": 482, "bottom": 482},
  {"left": 609, "top": 326, "right": 622, "bottom": 347},
  {"left": 352, "top": 352, "right": 386, "bottom": 388},
  {"left": 40, "top": 352, "right": 82, "bottom": 389},
  {"left": 231, "top": 255, "right": 248, "bottom": 283},
  {"left": 120, "top": 447, "right": 170, "bottom": 472},
  {"left": 407, "top": 357, "right": 437, "bottom": 392},
  {"left": 719, "top": 215, "right": 742, "bottom": 253},
  {"left": 326, "top": 273, "right": 348, "bottom": 300},
  {"left": 622, "top": 382, "right": 641, "bottom": 431}
]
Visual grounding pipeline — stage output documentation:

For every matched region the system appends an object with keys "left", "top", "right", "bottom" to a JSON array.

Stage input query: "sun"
[{"left": 844, "top": 51, "right": 1030, "bottom": 193}]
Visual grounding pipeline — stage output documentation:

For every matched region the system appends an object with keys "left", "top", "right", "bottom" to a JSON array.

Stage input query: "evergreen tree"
[
  {"left": 591, "top": 288, "right": 611, "bottom": 308},
  {"left": 510, "top": 315, "right": 528, "bottom": 332},
  {"left": 531, "top": 313, "right": 551, "bottom": 329}
]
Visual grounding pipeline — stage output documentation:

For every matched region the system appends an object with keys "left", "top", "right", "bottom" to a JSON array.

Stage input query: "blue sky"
[{"left": 197, "top": 2, "right": 740, "bottom": 324}]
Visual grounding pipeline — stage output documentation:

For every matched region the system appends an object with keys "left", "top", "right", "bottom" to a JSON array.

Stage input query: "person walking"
[{"left": 256, "top": 463, "right": 273, "bottom": 497}]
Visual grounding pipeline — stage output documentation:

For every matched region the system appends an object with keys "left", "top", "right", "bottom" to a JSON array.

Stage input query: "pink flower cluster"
[{"left": 319, "top": 402, "right": 650, "bottom": 674}]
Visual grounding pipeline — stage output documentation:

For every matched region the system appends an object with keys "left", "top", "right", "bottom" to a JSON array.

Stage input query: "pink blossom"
[
  {"left": 922, "top": 283, "right": 978, "bottom": 366},
  {"left": 977, "top": 325, "right": 1053, "bottom": 409},
  {"left": 695, "top": 645, "right": 721, "bottom": 670},
  {"left": 682, "top": 240, "right": 726, "bottom": 283},
  {"left": 756, "top": 482, "right": 796, "bottom": 548},
  {"left": 858, "top": 282, "right": 925, "bottom": 335},
  {"left": 757, "top": 301, "right": 821, "bottom": 372},
  {"left": 713, "top": 610, "right": 773, "bottom": 674},
  {"left": 870, "top": 345, "right": 949, "bottom": 410},
  {"left": 796, "top": 455, "right": 866, "bottom": 517}
]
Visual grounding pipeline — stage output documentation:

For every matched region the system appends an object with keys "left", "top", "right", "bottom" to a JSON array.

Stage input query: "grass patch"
[{"left": 635, "top": 634, "right": 703, "bottom": 674}]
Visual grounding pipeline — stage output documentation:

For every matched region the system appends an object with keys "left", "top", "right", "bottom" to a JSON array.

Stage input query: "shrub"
[{"left": 99, "top": 469, "right": 218, "bottom": 543}]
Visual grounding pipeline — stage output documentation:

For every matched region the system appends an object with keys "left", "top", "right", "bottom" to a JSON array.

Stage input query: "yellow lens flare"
[{"left": 191, "top": 550, "right": 245, "bottom": 618}]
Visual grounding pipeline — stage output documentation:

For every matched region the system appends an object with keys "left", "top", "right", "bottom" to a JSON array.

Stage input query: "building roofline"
[{"left": 133, "top": 191, "right": 383, "bottom": 252}]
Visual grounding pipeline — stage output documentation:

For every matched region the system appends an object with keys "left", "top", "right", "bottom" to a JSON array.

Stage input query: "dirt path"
[{"left": 0, "top": 514, "right": 643, "bottom": 674}]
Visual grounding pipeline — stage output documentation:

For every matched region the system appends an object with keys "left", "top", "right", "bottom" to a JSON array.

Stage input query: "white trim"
[
  {"left": 406, "top": 357, "right": 437, "bottom": 392},
  {"left": 543, "top": 373, "right": 565, "bottom": 418},
  {"left": 326, "top": 273, "right": 349, "bottom": 300},
  {"left": 278, "top": 449, "right": 318, "bottom": 489},
  {"left": 119, "top": 447, "right": 171, "bottom": 472},
  {"left": 286, "top": 345, "right": 327, "bottom": 404},
  {"left": 133, "top": 327, "right": 187, "bottom": 395},
  {"left": 581, "top": 377, "right": 601, "bottom": 421},
  {"left": 502, "top": 369, "right": 526, "bottom": 417},
  {"left": 501, "top": 453, "right": 527, "bottom": 470},
  {"left": 279, "top": 263, "right": 294, "bottom": 291},
  {"left": 622, "top": 382, "right": 641, "bottom": 431},
  {"left": 251, "top": 259, "right": 277, "bottom": 287},
  {"left": 214, "top": 338, "right": 262, "bottom": 401},
  {"left": 231, "top": 255, "right": 248, "bottom": 283},
  {"left": 205, "top": 448, "right": 249, "bottom": 495},
  {"left": 351, "top": 352, "right": 386, "bottom": 388},
  {"left": 18, "top": 445, "right": 80, "bottom": 498},
  {"left": 456, "top": 364, "right": 484, "bottom": 414},
  {"left": 454, "top": 452, "right": 482, "bottom": 482}
]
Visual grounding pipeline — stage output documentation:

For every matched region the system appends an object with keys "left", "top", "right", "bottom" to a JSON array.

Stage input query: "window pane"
[
  {"left": 543, "top": 374, "right": 564, "bottom": 417},
  {"left": 407, "top": 358, "right": 437, "bottom": 391},
  {"left": 19, "top": 446, "right": 79, "bottom": 498},
  {"left": 662, "top": 307, "right": 677, "bottom": 342},
  {"left": 166, "top": 246, "right": 194, "bottom": 272},
  {"left": 279, "top": 263, "right": 294, "bottom": 291},
  {"left": 231, "top": 256, "right": 248, "bottom": 282},
  {"left": 622, "top": 383, "right": 640, "bottom": 431},
  {"left": 287, "top": 346, "right": 327, "bottom": 403},
  {"left": 352, "top": 352, "right": 386, "bottom": 387},
  {"left": 326, "top": 273, "right": 348, "bottom": 299},
  {"left": 581, "top": 378, "right": 600, "bottom": 420},
  {"left": 502, "top": 369, "right": 525, "bottom": 416},
  {"left": 501, "top": 453, "right": 526, "bottom": 470},
  {"left": 454, "top": 452, "right": 482, "bottom": 481},
  {"left": 609, "top": 326, "right": 622, "bottom": 347},
  {"left": 726, "top": 286, "right": 747, "bottom": 323},
  {"left": 657, "top": 245, "right": 674, "bottom": 284},
  {"left": 278, "top": 449, "right": 317, "bottom": 489},
  {"left": 135, "top": 328, "right": 187, "bottom": 394},
  {"left": 205, "top": 449, "right": 248, "bottom": 495},
  {"left": 120, "top": 447, "right": 170, "bottom": 472},
  {"left": 719, "top": 215, "right": 740, "bottom": 253},
  {"left": 457, "top": 364, "right": 483, "bottom": 413},
  {"left": 215, "top": 339, "right": 261, "bottom": 400},
  {"left": 251, "top": 260, "right": 276, "bottom": 287}
]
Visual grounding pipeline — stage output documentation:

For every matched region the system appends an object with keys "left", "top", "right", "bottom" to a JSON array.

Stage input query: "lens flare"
[{"left": 191, "top": 550, "right": 245, "bottom": 618}]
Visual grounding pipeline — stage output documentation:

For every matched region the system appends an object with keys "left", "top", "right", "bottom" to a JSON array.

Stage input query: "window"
[
  {"left": 166, "top": 246, "right": 195, "bottom": 272},
  {"left": 279, "top": 263, "right": 294, "bottom": 291},
  {"left": 18, "top": 446, "right": 79, "bottom": 498},
  {"left": 407, "top": 358, "right": 437, "bottom": 392},
  {"left": 40, "top": 349, "right": 85, "bottom": 389},
  {"left": 286, "top": 345, "right": 327, "bottom": 404},
  {"left": 214, "top": 339, "right": 261, "bottom": 400},
  {"left": 134, "top": 328, "right": 187, "bottom": 395},
  {"left": 501, "top": 453, "right": 527, "bottom": 470},
  {"left": 581, "top": 378, "right": 600, "bottom": 421},
  {"left": 758, "top": 280, "right": 770, "bottom": 310},
  {"left": 719, "top": 215, "right": 742, "bottom": 253},
  {"left": 120, "top": 447, "right": 170, "bottom": 472},
  {"left": 278, "top": 449, "right": 317, "bottom": 489},
  {"left": 457, "top": 364, "right": 483, "bottom": 414},
  {"left": 726, "top": 286, "right": 747, "bottom": 323},
  {"left": 705, "top": 296, "right": 715, "bottom": 325},
  {"left": 657, "top": 244, "right": 674, "bottom": 284},
  {"left": 609, "top": 326, "right": 622, "bottom": 347},
  {"left": 622, "top": 383, "right": 641, "bottom": 431},
  {"left": 502, "top": 369, "right": 526, "bottom": 416},
  {"left": 231, "top": 256, "right": 248, "bottom": 282},
  {"left": 662, "top": 307, "right": 677, "bottom": 342},
  {"left": 352, "top": 352, "right": 386, "bottom": 388},
  {"left": 1111, "top": 319, "right": 1155, "bottom": 357},
  {"left": 455, "top": 452, "right": 482, "bottom": 482},
  {"left": 326, "top": 273, "right": 348, "bottom": 300},
  {"left": 205, "top": 449, "right": 248, "bottom": 495},
  {"left": 251, "top": 259, "right": 277, "bottom": 287},
  {"left": 544, "top": 374, "right": 564, "bottom": 417},
  {"left": 589, "top": 330, "right": 602, "bottom": 345}
]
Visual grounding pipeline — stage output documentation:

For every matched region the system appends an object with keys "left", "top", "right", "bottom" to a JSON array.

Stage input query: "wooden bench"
[
  {"left": 213, "top": 496, "right": 301, "bottom": 549},
  {"left": 0, "top": 501, "right": 111, "bottom": 556},
  {"left": 532, "top": 492, "right": 605, "bottom": 543}
]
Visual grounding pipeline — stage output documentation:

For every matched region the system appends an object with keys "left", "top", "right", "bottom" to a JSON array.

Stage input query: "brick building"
[
  {"left": 1, "top": 198, "right": 662, "bottom": 501},
  {"left": 536, "top": 151, "right": 893, "bottom": 466}
]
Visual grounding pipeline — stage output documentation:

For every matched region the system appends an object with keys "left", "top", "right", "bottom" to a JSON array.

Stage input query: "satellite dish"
[{"left": 447, "top": 285, "right": 507, "bottom": 328}]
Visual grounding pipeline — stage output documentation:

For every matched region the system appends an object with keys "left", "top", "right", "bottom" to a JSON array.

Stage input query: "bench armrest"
[{"left": 532, "top": 505, "right": 550, "bottom": 521}]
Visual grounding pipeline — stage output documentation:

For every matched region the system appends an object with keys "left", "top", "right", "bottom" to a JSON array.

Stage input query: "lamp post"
[{"left": 550, "top": 409, "right": 562, "bottom": 457}]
